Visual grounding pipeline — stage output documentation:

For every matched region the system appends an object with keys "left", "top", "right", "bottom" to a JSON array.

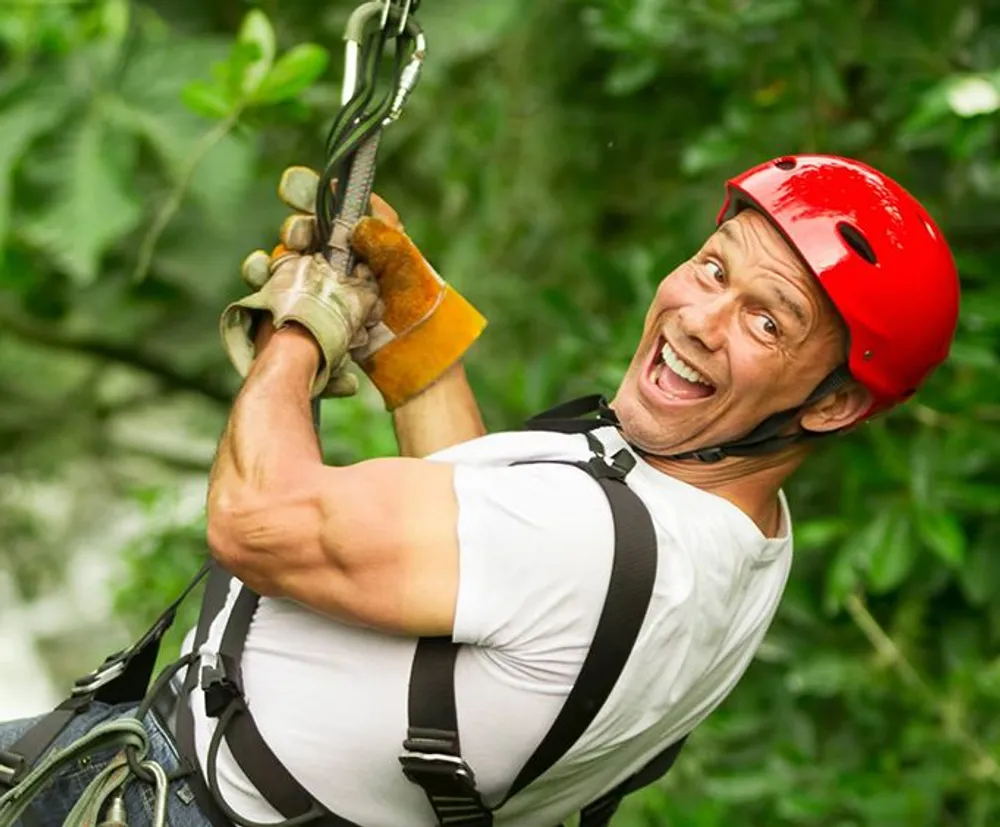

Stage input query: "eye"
[
  {"left": 756, "top": 315, "right": 779, "bottom": 338},
  {"left": 704, "top": 259, "right": 725, "bottom": 284}
]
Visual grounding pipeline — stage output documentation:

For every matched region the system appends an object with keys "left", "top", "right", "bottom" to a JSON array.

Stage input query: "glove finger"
[
  {"left": 350, "top": 217, "right": 415, "bottom": 275},
  {"left": 241, "top": 250, "right": 272, "bottom": 290},
  {"left": 278, "top": 166, "right": 321, "bottom": 215},
  {"left": 322, "top": 371, "right": 360, "bottom": 398},
  {"left": 280, "top": 213, "right": 319, "bottom": 253}
]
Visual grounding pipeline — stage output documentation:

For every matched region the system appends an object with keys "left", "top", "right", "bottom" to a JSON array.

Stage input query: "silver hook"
[{"left": 379, "top": 0, "right": 414, "bottom": 36}]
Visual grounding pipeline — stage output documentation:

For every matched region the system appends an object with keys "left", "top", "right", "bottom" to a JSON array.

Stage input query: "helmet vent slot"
[
  {"left": 837, "top": 222, "right": 878, "bottom": 265},
  {"left": 774, "top": 157, "right": 796, "bottom": 170}
]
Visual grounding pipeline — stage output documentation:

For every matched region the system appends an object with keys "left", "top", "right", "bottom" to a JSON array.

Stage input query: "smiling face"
[{"left": 612, "top": 208, "right": 851, "bottom": 458}]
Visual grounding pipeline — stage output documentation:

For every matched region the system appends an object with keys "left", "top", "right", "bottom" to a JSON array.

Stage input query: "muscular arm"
[
  {"left": 391, "top": 362, "right": 486, "bottom": 458},
  {"left": 206, "top": 324, "right": 460, "bottom": 635}
]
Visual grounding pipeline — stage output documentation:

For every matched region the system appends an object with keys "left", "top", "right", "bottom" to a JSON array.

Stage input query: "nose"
[{"left": 676, "top": 293, "right": 729, "bottom": 353}]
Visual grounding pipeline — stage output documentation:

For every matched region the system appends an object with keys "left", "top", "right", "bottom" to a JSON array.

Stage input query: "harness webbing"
[
  {"left": 398, "top": 445, "right": 666, "bottom": 826},
  {"left": 191, "top": 585, "right": 364, "bottom": 827},
  {"left": 173, "top": 564, "right": 241, "bottom": 827}
]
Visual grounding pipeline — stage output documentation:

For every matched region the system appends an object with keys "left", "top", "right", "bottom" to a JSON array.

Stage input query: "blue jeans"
[{"left": 0, "top": 702, "right": 215, "bottom": 827}]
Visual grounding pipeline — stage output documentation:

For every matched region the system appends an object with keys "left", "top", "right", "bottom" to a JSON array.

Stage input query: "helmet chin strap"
[
  {"left": 524, "top": 368, "right": 854, "bottom": 464},
  {"left": 608, "top": 367, "right": 854, "bottom": 464}
]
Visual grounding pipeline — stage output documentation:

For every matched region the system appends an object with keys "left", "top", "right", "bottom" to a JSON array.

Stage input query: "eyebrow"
[
  {"left": 714, "top": 221, "right": 810, "bottom": 329},
  {"left": 768, "top": 287, "right": 809, "bottom": 328},
  {"left": 717, "top": 221, "right": 741, "bottom": 246}
]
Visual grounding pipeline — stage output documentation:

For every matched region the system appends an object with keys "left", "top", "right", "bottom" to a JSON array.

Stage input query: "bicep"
[
  {"left": 449, "top": 464, "right": 614, "bottom": 667},
  {"left": 278, "top": 457, "right": 461, "bottom": 636},
  {"left": 261, "top": 458, "right": 614, "bottom": 657}
]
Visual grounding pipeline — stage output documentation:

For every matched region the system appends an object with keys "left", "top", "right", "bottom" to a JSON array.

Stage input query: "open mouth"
[{"left": 645, "top": 336, "right": 716, "bottom": 402}]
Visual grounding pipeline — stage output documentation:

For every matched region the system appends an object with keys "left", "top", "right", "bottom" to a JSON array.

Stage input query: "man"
[{"left": 0, "top": 155, "right": 960, "bottom": 827}]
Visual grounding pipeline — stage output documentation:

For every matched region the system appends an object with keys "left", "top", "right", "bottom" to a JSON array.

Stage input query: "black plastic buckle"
[
  {"left": 586, "top": 448, "right": 636, "bottom": 481},
  {"left": 200, "top": 664, "right": 240, "bottom": 718},
  {"left": 0, "top": 750, "right": 26, "bottom": 788},
  {"left": 399, "top": 750, "right": 477, "bottom": 788},
  {"left": 399, "top": 751, "right": 491, "bottom": 825}
]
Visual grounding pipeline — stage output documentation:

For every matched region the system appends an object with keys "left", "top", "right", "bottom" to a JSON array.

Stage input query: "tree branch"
[
  {"left": 0, "top": 312, "right": 233, "bottom": 404},
  {"left": 846, "top": 592, "right": 1000, "bottom": 788}
]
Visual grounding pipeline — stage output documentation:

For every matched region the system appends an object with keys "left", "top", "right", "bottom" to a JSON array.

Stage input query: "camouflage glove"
[
  {"left": 273, "top": 166, "right": 487, "bottom": 410},
  {"left": 220, "top": 205, "right": 382, "bottom": 400}
]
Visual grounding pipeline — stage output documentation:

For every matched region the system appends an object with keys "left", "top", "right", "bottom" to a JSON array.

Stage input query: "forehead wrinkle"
[
  {"left": 721, "top": 211, "right": 818, "bottom": 333},
  {"left": 716, "top": 220, "right": 742, "bottom": 248}
]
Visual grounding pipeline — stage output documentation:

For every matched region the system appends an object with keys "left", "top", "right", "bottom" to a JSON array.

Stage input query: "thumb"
[{"left": 350, "top": 217, "right": 415, "bottom": 276}]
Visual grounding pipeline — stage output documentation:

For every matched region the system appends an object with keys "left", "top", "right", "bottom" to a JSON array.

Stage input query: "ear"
[{"left": 799, "top": 380, "right": 873, "bottom": 434}]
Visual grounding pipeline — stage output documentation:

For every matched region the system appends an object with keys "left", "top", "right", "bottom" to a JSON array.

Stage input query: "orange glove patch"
[{"left": 350, "top": 217, "right": 487, "bottom": 410}]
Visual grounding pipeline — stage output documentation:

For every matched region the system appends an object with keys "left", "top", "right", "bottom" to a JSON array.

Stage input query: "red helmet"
[{"left": 717, "top": 154, "right": 960, "bottom": 420}]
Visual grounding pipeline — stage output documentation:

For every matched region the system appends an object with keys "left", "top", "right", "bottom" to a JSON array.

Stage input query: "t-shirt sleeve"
[{"left": 450, "top": 462, "right": 616, "bottom": 677}]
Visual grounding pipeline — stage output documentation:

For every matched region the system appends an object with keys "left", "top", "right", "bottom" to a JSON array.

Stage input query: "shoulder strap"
[
  {"left": 504, "top": 462, "right": 657, "bottom": 800},
  {"left": 401, "top": 444, "right": 658, "bottom": 824},
  {"left": 173, "top": 563, "right": 245, "bottom": 827},
  {"left": 174, "top": 566, "right": 364, "bottom": 827}
]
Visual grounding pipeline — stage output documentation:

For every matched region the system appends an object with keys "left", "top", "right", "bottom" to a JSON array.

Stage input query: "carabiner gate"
[{"left": 380, "top": 0, "right": 420, "bottom": 35}]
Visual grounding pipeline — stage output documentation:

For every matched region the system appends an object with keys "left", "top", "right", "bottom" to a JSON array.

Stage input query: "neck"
[{"left": 640, "top": 445, "right": 808, "bottom": 537}]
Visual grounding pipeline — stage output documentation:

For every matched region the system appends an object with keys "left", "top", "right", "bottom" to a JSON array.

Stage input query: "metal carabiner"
[
  {"left": 379, "top": 0, "right": 419, "bottom": 35},
  {"left": 340, "top": 2, "right": 426, "bottom": 118},
  {"left": 342, "top": 1, "right": 386, "bottom": 105},
  {"left": 384, "top": 19, "right": 425, "bottom": 125}
]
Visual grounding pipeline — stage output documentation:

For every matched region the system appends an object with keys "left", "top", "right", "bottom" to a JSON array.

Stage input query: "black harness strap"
[
  {"left": 0, "top": 562, "right": 211, "bottom": 790},
  {"left": 183, "top": 576, "right": 364, "bottom": 827},
  {"left": 400, "top": 639, "right": 489, "bottom": 826},
  {"left": 174, "top": 562, "right": 239, "bottom": 827},
  {"left": 0, "top": 697, "right": 92, "bottom": 790},
  {"left": 577, "top": 736, "right": 686, "bottom": 827},
  {"left": 400, "top": 411, "right": 670, "bottom": 826},
  {"left": 506, "top": 457, "right": 656, "bottom": 801}
]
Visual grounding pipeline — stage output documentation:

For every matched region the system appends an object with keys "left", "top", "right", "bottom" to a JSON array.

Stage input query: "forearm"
[
  {"left": 207, "top": 326, "right": 326, "bottom": 580},
  {"left": 391, "top": 361, "right": 486, "bottom": 458}
]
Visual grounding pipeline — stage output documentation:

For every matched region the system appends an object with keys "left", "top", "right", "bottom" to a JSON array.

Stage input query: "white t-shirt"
[{"left": 185, "top": 426, "right": 793, "bottom": 827}]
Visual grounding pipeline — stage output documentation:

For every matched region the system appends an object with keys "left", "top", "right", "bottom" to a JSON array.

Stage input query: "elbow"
[
  {"left": 205, "top": 488, "right": 252, "bottom": 578},
  {"left": 205, "top": 488, "right": 281, "bottom": 595},
  {"left": 205, "top": 492, "right": 241, "bottom": 571},
  {"left": 205, "top": 482, "right": 326, "bottom": 597}
]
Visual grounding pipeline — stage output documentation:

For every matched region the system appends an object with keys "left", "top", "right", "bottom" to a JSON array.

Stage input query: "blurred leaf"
[
  {"left": 181, "top": 79, "right": 231, "bottom": 119},
  {"left": 0, "top": 87, "right": 68, "bottom": 253},
  {"left": 863, "top": 507, "right": 916, "bottom": 594},
  {"left": 253, "top": 43, "right": 329, "bottom": 105},
  {"left": 19, "top": 113, "right": 141, "bottom": 284},
  {"left": 915, "top": 508, "right": 965, "bottom": 566},
  {"left": 233, "top": 9, "right": 275, "bottom": 99}
]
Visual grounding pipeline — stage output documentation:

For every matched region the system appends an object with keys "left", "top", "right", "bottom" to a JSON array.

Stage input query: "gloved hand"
[
  {"left": 219, "top": 228, "right": 381, "bottom": 399},
  {"left": 256, "top": 166, "right": 487, "bottom": 410}
]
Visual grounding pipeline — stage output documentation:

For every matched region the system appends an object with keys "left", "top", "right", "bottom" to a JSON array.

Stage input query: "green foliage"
[{"left": 2, "top": 0, "right": 1000, "bottom": 824}]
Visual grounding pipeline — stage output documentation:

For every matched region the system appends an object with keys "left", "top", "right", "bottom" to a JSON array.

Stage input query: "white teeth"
[{"left": 660, "top": 342, "right": 713, "bottom": 386}]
